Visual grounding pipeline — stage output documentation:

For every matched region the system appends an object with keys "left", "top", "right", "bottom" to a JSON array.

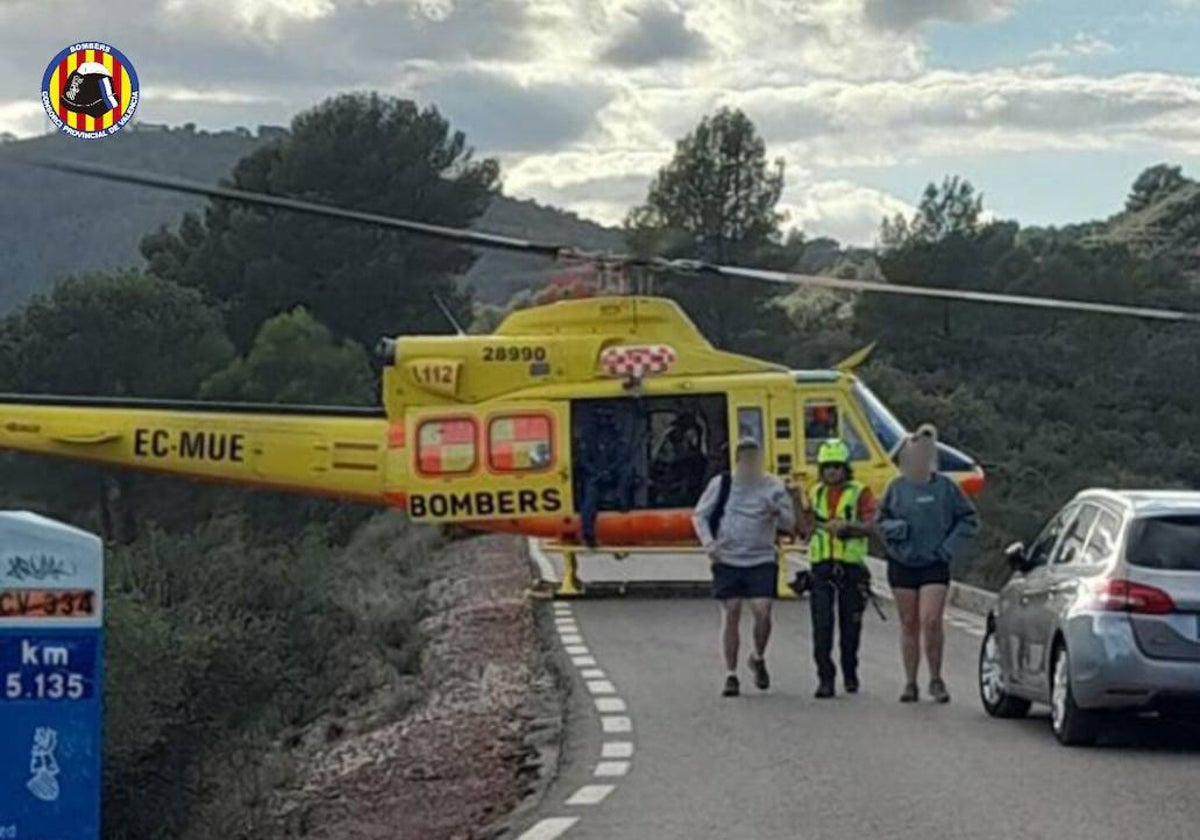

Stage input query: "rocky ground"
[{"left": 265, "top": 534, "right": 561, "bottom": 840}]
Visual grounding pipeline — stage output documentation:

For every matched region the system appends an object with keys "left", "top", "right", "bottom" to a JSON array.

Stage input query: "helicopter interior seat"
[{"left": 647, "top": 414, "right": 698, "bottom": 506}]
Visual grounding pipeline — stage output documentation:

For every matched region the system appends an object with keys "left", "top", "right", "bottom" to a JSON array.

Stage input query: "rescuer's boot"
[
  {"left": 815, "top": 680, "right": 835, "bottom": 699},
  {"left": 722, "top": 674, "right": 740, "bottom": 697},
  {"left": 929, "top": 677, "right": 951, "bottom": 704},
  {"left": 749, "top": 654, "right": 770, "bottom": 691},
  {"left": 899, "top": 683, "right": 919, "bottom": 703},
  {"left": 844, "top": 673, "right": 860, "bottom": 694}
]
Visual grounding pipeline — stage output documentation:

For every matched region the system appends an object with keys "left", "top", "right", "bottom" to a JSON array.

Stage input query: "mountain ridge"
[{"left": 0, "top": 124, "right": 624, "bottom": 313}]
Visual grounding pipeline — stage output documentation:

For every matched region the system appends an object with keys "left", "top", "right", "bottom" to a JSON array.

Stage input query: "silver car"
[{"left": 978, "top": 489, "right": 1200, "bottom": 745}]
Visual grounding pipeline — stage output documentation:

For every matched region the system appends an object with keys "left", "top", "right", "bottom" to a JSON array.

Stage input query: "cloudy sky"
[{"left": 3, "top": 0, "right": 1199, "bottom": 244}]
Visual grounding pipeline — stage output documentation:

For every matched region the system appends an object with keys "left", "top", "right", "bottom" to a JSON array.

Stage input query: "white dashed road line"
[
  {"left": 594, "top": 760, "right": 631, "bottom": 777},
  {"left": 601, "top": 715, "right": 633, "bottom": 733},
  {"left": 595, "top": 697, "right": 627, "bottom": 713},
  {"left": 528, "top": 599, "right": 635, "bottom": 839},
  {"left": 602, "top": 741, "right": 634, "bottom": 759},
  {"left": 517, "top": 817, "right": 580, "bottom": 840},
  {"left": 566, "top": 784, "right": 617, "bottom": 806}
]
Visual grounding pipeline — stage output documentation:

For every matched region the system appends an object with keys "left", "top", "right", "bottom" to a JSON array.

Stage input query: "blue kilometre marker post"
[{"left": 0, "top": 513, "right": 103, "bottom": 840}]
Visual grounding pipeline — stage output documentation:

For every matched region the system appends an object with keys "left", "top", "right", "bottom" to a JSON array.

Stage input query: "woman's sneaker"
[
  {"left": 899, "top": 683, "right": 919, "bottom": 703},
  {"left": 929, "top": 677, "right": 951, "bottom": 704},
  {"left": 749, "top": 655, "right": 770, "bottom": 691},
  {"left": 722, "top": 674, "right": 740, "bottom": 697}
]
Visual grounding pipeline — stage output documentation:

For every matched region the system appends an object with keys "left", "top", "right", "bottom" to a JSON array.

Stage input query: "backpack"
[{"left": 707, "top": 472, "right": 733, "bottom": 538}]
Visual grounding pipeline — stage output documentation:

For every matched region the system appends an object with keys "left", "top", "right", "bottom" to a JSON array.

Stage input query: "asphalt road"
[{"left": 529, "top": 591, "right": 1200, "bottom": 840}]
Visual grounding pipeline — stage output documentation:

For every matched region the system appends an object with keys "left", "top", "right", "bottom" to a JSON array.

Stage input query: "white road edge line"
[
  {"left": 566, "top": 785, "right": 616, "bottom": 806},
  {"left": 530, "top": 539, "right": 560, "bottom": 585},
  {"left": 517, "top": 816, "right": 579, "bottom": 840},
  {"left": 564, "top": 645, "right": 589, "bottom": 655},
  {"left": 580, "top": 668, "right": 606, "bottom": 679},
  {"left": 571, "top": 655, "right": 597, "bottom": 666},
  {"left": 560, "top": 634, "right": 584, "bottom": 645}
]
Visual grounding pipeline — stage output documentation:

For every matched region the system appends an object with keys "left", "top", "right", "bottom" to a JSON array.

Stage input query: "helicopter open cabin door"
[{"left": 401, "top": 403, "right": 570, "bottom": 526}]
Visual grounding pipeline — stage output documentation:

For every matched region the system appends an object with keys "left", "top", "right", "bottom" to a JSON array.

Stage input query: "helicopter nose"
[
  {"left": 960, "top": 466, "right": 986, "bottom": 498},
  {"left": 375, "top": 338, "right": 398, "bottom": 366}
]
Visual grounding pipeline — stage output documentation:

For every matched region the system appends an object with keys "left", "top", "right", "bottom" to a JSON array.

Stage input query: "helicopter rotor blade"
[
  {"left": 32, "top": 158, "right": 1200, "bottom": 324},
  {"left": 31, "top": 157, "right": 575, "bottom": 260},
  {"left": 685, "top": 263, "right": 1200, "bottom": 324}
]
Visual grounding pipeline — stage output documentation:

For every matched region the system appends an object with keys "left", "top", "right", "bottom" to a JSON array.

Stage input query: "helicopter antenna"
[
  {"left": 33, "top": 158, "right": 1200, "bottom": 325},
  {"left": 432, "top": 293, "right": 466, "bottom": 335}
]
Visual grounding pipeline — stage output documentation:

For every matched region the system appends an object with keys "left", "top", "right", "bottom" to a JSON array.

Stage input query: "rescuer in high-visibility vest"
[{"left": 807, "top": 438, "right": 878, "bottom": 699}]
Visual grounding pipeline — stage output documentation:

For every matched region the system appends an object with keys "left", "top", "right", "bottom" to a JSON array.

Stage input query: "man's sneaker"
[
  {"left": 722, "top": 675, "right": 740, "bottom": 697},
  {"left": 899, "top": 683, "right": 919, "bottom": 703},
  {"left": 844, "top": 675, "right": 860, "bottom": 694},
  {"left": 929, "top": 677, "right": 951, "bottom": 704},
  {"left": 749, "top": 655, "right": 770, "bottom": 691},
  {"left": 815, "top": 680, "right": 835, "bottom": 699}
]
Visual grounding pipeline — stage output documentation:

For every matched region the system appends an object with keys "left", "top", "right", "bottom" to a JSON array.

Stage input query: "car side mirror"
[{"left": 1004, "top": 541, "right": 1028, "bottom": 572}]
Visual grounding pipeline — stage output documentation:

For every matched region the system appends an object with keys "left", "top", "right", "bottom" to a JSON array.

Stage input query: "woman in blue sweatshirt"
[{"left": 878, "top": 424, "right": 979, "bottom": 704}]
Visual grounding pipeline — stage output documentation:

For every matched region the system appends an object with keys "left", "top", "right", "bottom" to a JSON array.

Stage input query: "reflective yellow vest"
[{"left": 810, "top": 480, "right": 868, "bottom": 565}]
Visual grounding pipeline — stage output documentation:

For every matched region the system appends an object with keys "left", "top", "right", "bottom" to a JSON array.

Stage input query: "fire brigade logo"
[{"left": 40, "top": 42, "right": 139, "bottom": 139}]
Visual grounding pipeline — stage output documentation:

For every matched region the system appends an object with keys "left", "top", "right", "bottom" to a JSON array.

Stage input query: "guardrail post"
[{"left": 557, "top": 549, "right": 584, "bottom": 597}]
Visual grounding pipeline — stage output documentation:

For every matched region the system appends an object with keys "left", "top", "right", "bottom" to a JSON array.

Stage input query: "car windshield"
[
  {"left": 1127, "top": 515, "right": 1200, "bottom": 571},
  {"left": 851, "top": 380, "right": 906, "bottom": 455}
]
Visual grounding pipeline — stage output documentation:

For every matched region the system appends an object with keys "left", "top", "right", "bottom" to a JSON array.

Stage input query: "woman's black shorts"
[{"left": 887, "top": 560, "right": 950, "bottom": 590}]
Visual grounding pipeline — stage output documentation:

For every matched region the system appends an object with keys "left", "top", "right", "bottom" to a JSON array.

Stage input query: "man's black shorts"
[
  {"left": 887, "top": 559, "right": 951, "bottom": 590},
  {"left": 712, "top": 562, "right": 778, "bottom": 600}
]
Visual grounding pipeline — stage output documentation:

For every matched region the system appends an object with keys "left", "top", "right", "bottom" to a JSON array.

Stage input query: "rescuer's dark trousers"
[
  {"left": 810, "top": 562, "right": 866, "bottom": 683},
  {"left": 580, "top": 477, "right": 607, "bottom": 546}
]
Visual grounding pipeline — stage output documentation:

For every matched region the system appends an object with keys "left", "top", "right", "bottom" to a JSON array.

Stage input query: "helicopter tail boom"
[{"left": 0, "top": 396, "right": 393, "bottom": 505}]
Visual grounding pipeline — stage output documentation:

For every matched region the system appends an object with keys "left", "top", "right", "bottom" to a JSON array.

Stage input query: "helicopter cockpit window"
[
  {"left": 418, "top": 418, "right": 477, "bottom": 475},
  {"left": 842, "top": 414, "right": 872, "bottom": 462},
  {"left": 851, "top": 381, "right": 906, "bottom": 455},
  {"left": 489, "top": 414, "right": 554, "bottom": 472},
  {"left": 804, "top": 401, "right": 839, "bottom": 459}
]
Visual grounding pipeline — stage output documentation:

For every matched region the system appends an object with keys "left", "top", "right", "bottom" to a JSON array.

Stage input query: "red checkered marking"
[{"left": 600, "top": 344, "right": 677, "bottom": 380}]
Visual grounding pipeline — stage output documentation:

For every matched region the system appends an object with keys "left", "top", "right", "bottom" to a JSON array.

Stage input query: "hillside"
[
  {"left": 1100, "top": 179, "right": 1200, "bottom": 280},
  {"left": 0, "top": 125, "right": 624, "bottom": 314}
]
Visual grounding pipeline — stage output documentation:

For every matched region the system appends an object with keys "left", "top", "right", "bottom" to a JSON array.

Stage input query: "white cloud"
[
  {"left": 161, "top": 0, "right": 337, "bottom": 41},
  {"left": 0, "top": 100, "right": 44, "bottom": 137},
  {"left": 141, "top": 87, "right": 279, "bottom": 104},
  {"left": 782, "top": 181, "right": 915, "bottom": 245},
  {"left": 1031, "top": 33, "right": 1119, "bottom": 61},
  {"left": 2, "top": 0, "right": 1197, "bottom": 247},
  {"left": 863, "top": 0, "right": 1015, "bottom": 31},
  {"left": 599, "top": 1, "right": 709, "bottom": 67}
]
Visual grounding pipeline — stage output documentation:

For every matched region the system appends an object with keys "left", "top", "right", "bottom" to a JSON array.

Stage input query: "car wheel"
[
  {"left": 979, "top": 624, "right": 1030, "bottom": 718},
  {"left": 1050, "top": 642, "right": 1100, "bottom": 747}
]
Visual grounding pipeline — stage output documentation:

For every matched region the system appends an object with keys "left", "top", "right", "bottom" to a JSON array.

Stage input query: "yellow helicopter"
[{"left": 2, "top": 160, "right": 1198, "bottom": 550}]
